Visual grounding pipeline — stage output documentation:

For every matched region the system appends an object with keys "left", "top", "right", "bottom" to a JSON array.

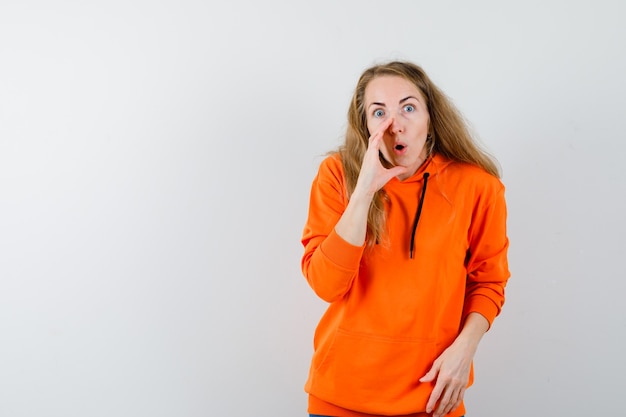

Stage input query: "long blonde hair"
[{"left": 338, "top": 61, "right": 500, "bottom": 246}]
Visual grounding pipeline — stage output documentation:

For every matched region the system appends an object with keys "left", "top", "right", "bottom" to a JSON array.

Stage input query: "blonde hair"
[{"left": 338, "top": 61, "right": 501, "bottom": 246}]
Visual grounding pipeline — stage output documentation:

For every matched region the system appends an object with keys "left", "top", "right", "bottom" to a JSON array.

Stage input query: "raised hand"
[
  {"left": 353, "top": 117, "right": 408, "bottom": 198},
  {"left": 334, "top": 118, "right": 407, "bottom": 246}
]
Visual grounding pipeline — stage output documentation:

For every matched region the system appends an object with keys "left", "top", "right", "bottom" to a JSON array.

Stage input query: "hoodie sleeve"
[
  {"left": 301, "top": 156, "right": 366, "bottom": 303},
  {"left": 463, "top": 180, "right": 510, "bottom": 328}
]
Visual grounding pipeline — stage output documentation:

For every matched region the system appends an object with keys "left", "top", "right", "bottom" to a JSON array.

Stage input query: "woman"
[{"left": 301, "top": 61, "right": 510, "bottom": 417}]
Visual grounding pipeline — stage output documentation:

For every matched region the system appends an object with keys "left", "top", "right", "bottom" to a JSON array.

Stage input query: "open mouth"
[{"left": 395, "top": 144, "right": 405, "bottom": 151}]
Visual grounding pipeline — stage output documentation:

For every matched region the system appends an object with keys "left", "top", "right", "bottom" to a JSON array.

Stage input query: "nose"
[{"left": 390, "top": 117, "right": 404, "bottom": 134}]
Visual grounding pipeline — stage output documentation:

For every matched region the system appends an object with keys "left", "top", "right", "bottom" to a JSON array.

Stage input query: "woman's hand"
[
  {"left": 335, "top": 118, "right": 408, "bottom": 246},
  {"left": 353, "top": 117, "right": 408, "bottom": 198},
  {"left": 419, "top": 313, "right": 489, "bottom": 417},
  {"left": 419, "top": 339, "right": 473, "bottom": 417}
]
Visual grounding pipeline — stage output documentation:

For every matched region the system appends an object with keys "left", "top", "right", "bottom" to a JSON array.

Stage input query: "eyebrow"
[
  {"left": 399, "top": 96, "right": 419, "bottom": 104},
  {"left": 368, "top": 96, "right": 420, "bottom": 109}
]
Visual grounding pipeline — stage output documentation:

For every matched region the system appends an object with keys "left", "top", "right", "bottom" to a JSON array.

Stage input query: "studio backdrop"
[{"left": 1, "top": 1, "right": 624, "bottom": 416}]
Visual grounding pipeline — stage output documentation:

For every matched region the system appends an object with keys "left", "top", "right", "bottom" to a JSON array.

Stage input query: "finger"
[
  {"left": 369, "top": 117, "right": 394, "bottom": 145},
  {"left": 422, "top": 362, "right": 441, "bottom": 412},
  {"left": 437, "top": 390, "right": 457, "bottom": 416},
  {"left": 425, "top": 379, "right": 444, "bottom": 413},
  {"left": 419, "top": 369, "right": 436, "bottom": 383},
  {"left": 374, "top": 117, "right": 394, "bottom": 137},
  {"left": 386, "top": 165, "right": 408, "bottom": 178},
  {"left": 450, "top": 386, "right": 466, "bottom": 412},
  {"left": 419, "top": 360, "right": 440, "bottom": 383},
  {"left": 441, "top": 384, "right": 465, "bottom": 416},
  {"left": 434, "top": 385, "right": 454, "bottom": 417}
]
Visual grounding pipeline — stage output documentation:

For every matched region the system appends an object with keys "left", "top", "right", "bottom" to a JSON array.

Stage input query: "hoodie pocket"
[{"left": 311, "top": 329, "right": 438, "bottom": 413}]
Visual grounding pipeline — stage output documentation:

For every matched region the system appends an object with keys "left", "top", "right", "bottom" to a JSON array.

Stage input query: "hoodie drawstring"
[{"left": 409, "top": 172, "right": 430, "bottom": 259}]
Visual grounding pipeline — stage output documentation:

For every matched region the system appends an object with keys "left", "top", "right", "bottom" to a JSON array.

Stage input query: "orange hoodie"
[{"left": 301, "top": 153, "right": 510, "bottom": 417}]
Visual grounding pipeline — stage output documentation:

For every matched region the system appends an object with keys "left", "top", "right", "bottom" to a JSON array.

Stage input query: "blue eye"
[
  {"left": 404, "top": 104, "right": 415, "bottom": 113},
  {"left": 373, "top": 109, "right": 384, "bottom": 118}
]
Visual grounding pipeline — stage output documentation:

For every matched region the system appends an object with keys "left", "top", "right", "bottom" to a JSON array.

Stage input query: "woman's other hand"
[{"left": 419, "top": 313, "right": 489, "bottom": 417}]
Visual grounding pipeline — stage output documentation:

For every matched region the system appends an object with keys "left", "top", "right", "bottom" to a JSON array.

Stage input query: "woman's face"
[{"left": 364, "top": 75, "right": 430, "bottom": 180}]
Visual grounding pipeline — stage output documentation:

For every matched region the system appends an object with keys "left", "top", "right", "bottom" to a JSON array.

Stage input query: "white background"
[{"left": 1, "top": 1, "right": 625, "bottom": 416}]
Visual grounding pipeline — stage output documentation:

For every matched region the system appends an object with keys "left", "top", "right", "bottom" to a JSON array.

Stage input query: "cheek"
[{"left": 411, "top": 118, "right": 429, "bottom": 137}]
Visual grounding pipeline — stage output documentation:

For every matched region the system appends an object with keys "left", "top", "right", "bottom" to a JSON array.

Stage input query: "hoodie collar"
[{"left": 388, "top": 153, "right": 451, "bottom": 184}]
